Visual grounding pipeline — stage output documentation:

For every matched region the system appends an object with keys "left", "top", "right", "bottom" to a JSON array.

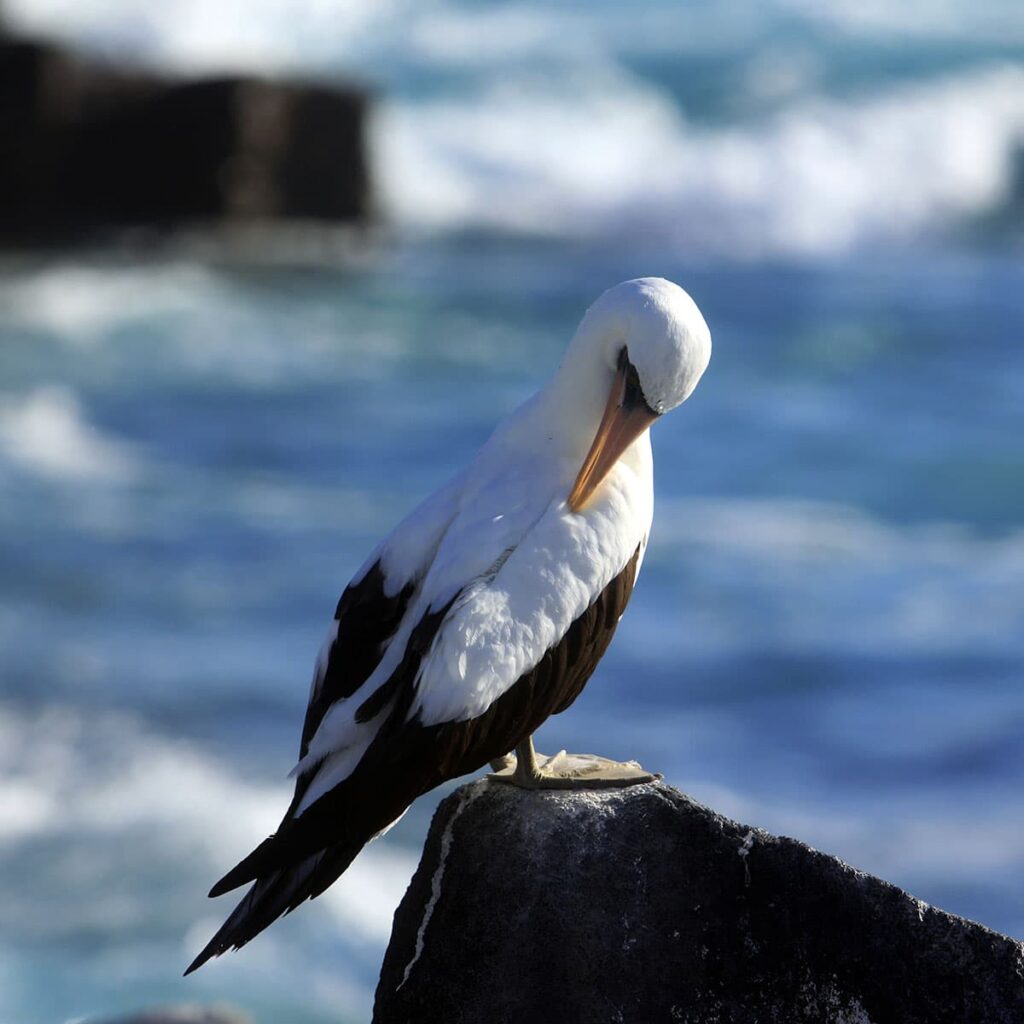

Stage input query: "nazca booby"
[{"left": 186, "top": 276, "right": 711, "bottom": 973}]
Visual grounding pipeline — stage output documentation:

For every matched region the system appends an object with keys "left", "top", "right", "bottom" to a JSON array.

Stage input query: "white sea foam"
[
  {"left": 0, "top": 386, "right": 140, "bottom": 482},
  {"left": 2, "top": 0, "right": 395, "bottom": 75},
  {"left": 0, "top": 706, "right": 414, "bottom": 1022},
  {"left": 380, "top": 64, "right": 1024, "bottom": 257},
  {"left": 779, "top": 0, "right": 1024, "bottom": 44},
  {"left": 0, "top": 705, "right": 416, "bottom": 946},
  {"left": 0, "top": 263, "right": 221, "bottom": 346},
  {"left": 0, "top": 261, "right": 417, "bottom": 393},
  {"left": 0, "top": 706, "right": 279, "bottom": 859}
]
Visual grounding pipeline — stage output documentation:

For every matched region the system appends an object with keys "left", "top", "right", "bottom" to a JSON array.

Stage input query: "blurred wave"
[
  {"left": 381, "top": 65, "right": 1024, "bottom": 255},
  {"left": 0, "top": 703, "right": 415, "bottom": 1024},
  {"left": 0, "top": 703, "right": 414, "bottom": 945},
  {"left": 8, "top": 0, "right": 1023, "bottom": 73},
  {"left": 646, "top": 497, "right": 1024, "bottom": 655},
  {"left": 0, "top": 387, "right": 141, "bottom": 482}
]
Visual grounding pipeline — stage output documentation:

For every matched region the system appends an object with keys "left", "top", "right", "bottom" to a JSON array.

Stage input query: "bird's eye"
[{"left": 620, "top": 348, "right": 658, "bottom": 416}]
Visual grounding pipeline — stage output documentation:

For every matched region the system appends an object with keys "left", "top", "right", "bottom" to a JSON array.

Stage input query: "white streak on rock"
[
  {"left": 738, "top": 830, "right": 755, "bottom": 886},
  {"left": 396, "top": 782, "right": 485, "bottom": 991}
]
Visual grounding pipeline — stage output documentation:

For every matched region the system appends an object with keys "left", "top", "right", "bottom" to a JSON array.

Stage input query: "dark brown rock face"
[
  {"left": 374, "top": 779, "right": 1024, "bottom": 1024},
  {"left": 0, "top": 39, "right": 371, "bottom": 247}
]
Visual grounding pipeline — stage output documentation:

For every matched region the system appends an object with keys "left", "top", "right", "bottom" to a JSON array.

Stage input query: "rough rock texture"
[{"left": 374, "top": 779, "right": 1024, "bottom": 1024}]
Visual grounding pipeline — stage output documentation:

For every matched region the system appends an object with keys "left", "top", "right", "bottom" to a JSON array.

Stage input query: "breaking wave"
[{"left": 380, "top": 64, "right": 1024, "bottom": 257}]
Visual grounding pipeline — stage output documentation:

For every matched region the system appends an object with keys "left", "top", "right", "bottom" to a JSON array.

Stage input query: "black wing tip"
[
  {"left": 184, "top": 921, "right": 249, "bottom": 975},
  {"left": 183, "top": 957, "right": 203, "bottom": 977},
  {"left": 183, "top": 943, "right": 218, "bottom": 976},
  {"left": 208, "top": 874, "right": 242, "bottom": 899},
  {"left": 208, "top": 835, "right": 279, "bottom": 897}
]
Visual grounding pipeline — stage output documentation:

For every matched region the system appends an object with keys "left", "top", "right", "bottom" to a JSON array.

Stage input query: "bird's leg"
[
  {"left": 511, "top": 734, "right": 545, "bottom": 786},
  {"left": 487, "top": 733, "right": 657, "bottom": 790}
]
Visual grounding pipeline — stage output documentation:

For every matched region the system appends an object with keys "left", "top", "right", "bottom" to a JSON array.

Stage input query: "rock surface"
[{"left": 374, "top": 779, "right": 1024, "bottom": 1024}]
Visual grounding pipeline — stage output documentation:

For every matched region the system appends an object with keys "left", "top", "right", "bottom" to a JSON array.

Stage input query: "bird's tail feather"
[
  {"left": 184, "top": 842, "right": 362, "bottom": 975},
  {"left": 208, "top": 835, "right": 278, "bottom": 898}
]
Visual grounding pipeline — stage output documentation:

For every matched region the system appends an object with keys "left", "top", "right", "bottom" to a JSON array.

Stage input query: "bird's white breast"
[{"left": 410, "top": 432, "right": 653, "bottom": 725}]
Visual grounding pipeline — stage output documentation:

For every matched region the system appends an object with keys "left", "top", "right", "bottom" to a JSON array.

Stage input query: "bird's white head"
[
  {"left": 559, "top": 277, "right": 712, "bottom": 511},
  {"left": 575, "top": 277, "right": 712, "bottom": 414}
]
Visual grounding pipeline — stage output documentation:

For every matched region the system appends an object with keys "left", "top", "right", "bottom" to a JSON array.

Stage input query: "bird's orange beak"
[{"left": 568, "top": 358, "right": 659, "bottom": 513}]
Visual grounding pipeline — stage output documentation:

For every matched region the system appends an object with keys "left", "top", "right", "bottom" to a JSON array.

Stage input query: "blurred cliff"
[{"left": 0, "top": 28, "right": 372, "bottom": 249}]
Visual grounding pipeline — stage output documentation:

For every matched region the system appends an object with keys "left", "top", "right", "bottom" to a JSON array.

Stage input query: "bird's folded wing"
[
  {"left": 409, "top": 484, "right": 648, "bottom": 727},
  {"left": 297, "top": 470, "right": 466, "bottom": 760}
]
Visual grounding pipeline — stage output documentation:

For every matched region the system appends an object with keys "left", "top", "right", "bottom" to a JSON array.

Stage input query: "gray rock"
[{"left": 374, "top": 779, "right": 1024, "bottom": 1024}]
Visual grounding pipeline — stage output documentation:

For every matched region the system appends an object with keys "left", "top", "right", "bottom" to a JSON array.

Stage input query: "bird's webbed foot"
[{"left": 487, "top": 735, "right": 658, "bottom": 790}]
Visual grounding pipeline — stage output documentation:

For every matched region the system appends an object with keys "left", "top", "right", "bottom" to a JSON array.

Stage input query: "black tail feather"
[
  {"left": 207, "top": 835, "right": 280, "bottom": 898},
  {"left": 185, "top": 842, "right": 362, "bottom": 975},
  {"left": 207, "top": 780, "right": 347, "bottom": 899}
]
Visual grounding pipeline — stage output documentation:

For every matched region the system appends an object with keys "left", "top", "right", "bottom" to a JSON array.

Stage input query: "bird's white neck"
[
  {"left": 492, "top": 344, "right": 610, "bottom": 459},
  {"left": 488, "top": 338, "right": 652, "bottom": 497}
]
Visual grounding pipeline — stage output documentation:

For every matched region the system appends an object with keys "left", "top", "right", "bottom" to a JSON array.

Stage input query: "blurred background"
[{"left": 1, "top": 1, "right": 1023, "bottom": 1022}]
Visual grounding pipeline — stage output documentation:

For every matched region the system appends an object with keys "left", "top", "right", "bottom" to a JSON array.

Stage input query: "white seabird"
[{"left": 186, "top": 276, "right": 711, "bottom": 973}]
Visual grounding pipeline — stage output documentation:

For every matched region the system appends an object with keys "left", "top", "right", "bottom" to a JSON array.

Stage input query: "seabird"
[{"left": 185, "top": 276, "right": 711, "bottom": 973}]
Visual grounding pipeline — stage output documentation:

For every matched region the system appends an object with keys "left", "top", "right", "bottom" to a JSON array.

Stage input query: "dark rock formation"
[
  {"left": 0, "top": 38, "right": 371, "bottom": 248},
  {"left": 375, "top": 779, "right": 1024, "bottom": 1024}
]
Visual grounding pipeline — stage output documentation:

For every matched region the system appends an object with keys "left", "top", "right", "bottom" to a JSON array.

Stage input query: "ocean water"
[{"left": 2, "top": 2, "right": 1024, "bottom": 1023}]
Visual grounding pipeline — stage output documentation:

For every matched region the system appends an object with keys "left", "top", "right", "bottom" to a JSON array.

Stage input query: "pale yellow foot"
[{"left": 487, "top": 736, "right": 658, "bottom": 791}]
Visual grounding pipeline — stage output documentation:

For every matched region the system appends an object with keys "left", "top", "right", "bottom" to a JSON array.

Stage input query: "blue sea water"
[{"left": 1, "top": 2, "right": 1024, "bottom": 1022}]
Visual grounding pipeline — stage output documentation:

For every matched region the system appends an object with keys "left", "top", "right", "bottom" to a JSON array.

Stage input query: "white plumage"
[{"left": 186, "top": 276, "right": 711, "bottom": 974}]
